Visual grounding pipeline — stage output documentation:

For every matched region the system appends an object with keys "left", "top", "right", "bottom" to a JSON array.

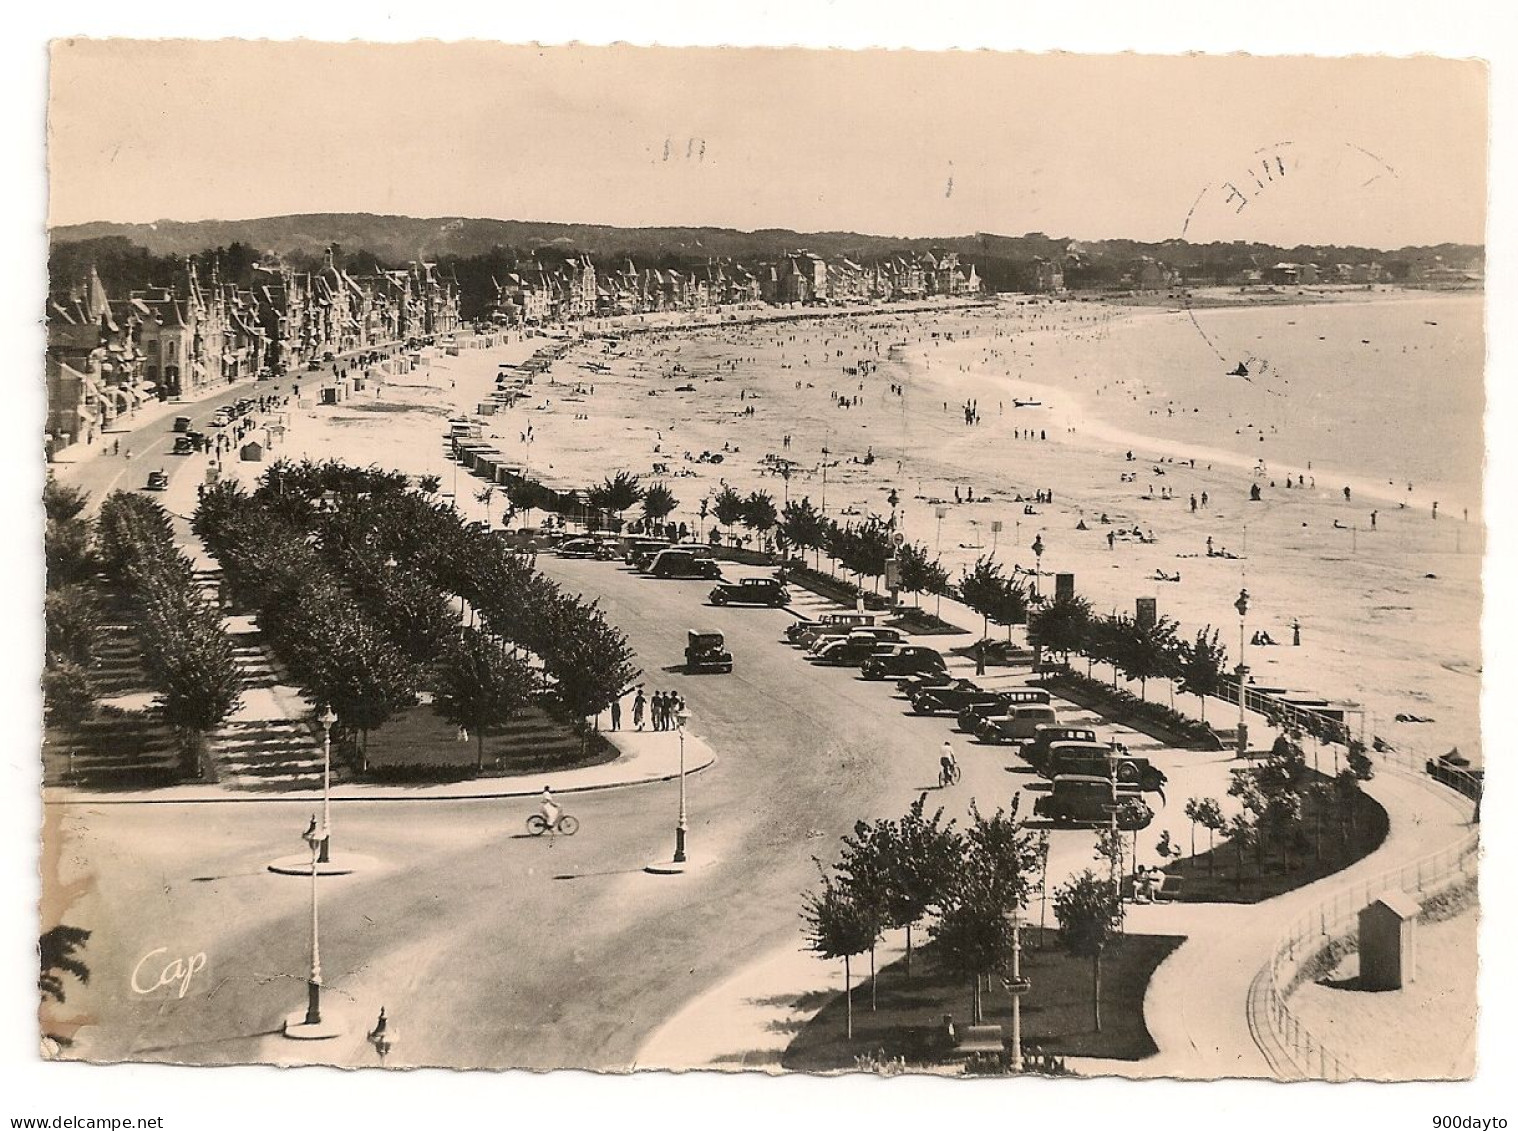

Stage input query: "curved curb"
[{"left": 42, "top": 752, "right": 718, "bottom": 807}]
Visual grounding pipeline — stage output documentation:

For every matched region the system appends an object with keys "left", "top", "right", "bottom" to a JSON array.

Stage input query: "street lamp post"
[
  {"left": 318, "top": 706, "right": 337, "bottom": 863},
  {"left": 934, "top": 504, "right": 948, "bottom": 557},
  {"left": 1031, "top": 534, "right": 1045, "bottom": 602},
  {"left": 1234, "top": 589, "right": 1250, "bottom": 759},
  {"left": 302, "top": 815, "right": 325, "bottom": 1028},
  {"left": 673, "top": 707, "right": 691, "bottom": 863},
  {"left": 1008, "top": 908, "right": 1028, "bottom": 1073}
]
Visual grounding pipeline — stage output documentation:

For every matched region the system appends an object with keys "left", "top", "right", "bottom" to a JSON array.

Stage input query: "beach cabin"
[{"left": 1358, "top": 892, "right": 1421, "bottom": 990}]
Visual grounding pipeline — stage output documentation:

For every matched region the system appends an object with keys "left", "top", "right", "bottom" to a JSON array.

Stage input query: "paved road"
[{"left": 55, "top": 550, "right": 1093, "bottom": 1070}]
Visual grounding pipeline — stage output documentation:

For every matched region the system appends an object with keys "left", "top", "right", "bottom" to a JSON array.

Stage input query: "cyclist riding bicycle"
[
  {"left": 539, "top": 787, "right": 561, "bottom": 831},
  {"left": 939, "top": 740, "right": 959, "bottom": 786}
]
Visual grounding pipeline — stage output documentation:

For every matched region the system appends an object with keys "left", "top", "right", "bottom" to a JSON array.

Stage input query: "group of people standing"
[{"left": 616, "top": 686, "right": 687, "bottom": 732}]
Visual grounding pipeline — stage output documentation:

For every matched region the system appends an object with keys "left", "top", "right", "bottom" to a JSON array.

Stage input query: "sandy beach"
[{"left": 254, "top": 289, "right": 1482, "bottom": 771}]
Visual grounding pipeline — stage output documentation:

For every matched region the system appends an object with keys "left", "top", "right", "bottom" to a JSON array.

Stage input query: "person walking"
[
  {"left": 633, "top": 687, "right": 647, "bottom": 731},
  {"left": 610, "top": 694, "right": 622, "bottom": 731}
]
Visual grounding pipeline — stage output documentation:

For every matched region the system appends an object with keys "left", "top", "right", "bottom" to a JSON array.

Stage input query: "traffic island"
[
  {"left": 281, "top": 1013, "right": 346, "bottom": 1041},
  {"left": 782, "top": 930, "right": 1184, "bottom": 1071},
  {"left": 267, "top": 853, "right": 378, "bottom": 877}
]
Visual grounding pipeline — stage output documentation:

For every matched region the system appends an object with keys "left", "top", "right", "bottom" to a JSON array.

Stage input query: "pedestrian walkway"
[{"left": 628, "top": 751, "right": 1474, "bottom": 1077}]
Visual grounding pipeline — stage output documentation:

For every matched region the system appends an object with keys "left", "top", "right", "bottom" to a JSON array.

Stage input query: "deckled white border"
[{"left": 1, "top": 5, "right": 1512, "bottom": 1130}]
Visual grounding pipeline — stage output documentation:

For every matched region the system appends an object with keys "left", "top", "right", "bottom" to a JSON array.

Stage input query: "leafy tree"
[
  {"left": 1226, "top": 811, "right": 1257, "bottom": 886},
  {"left": 45, "top": 586, "right": 101, "bottom": 669},
  {"left": 45, "top": 518, "right": 94, "bottom": 589},
  {"left": 417, "top": 474, "right": 442, "bottom": 495},
  {"left": 1176, "top": 626, "right": 1228, "bottom": 722},
  {"left": 931, "top": 869, "right": 1015, "bottom": 1025},
  {"left": 474, "top": 486, "right": 496, "bottom": 525},
  {"left": 155, "top": 620, "right": 243, "bottom": 778},
  {"left": 1346, "top": 739, "right": 1375, "bottom": 781},
  {"left": 895, "top": 541, "right": 948, "bottom": 607},
  {"left": 741, "top": 490, "right": 779, "bottom": 547},
  {"left": 300, "top": 612, "right": 418, "bottom": 767},
  {"left": 801, "top": 871, "right": 879, "bottom": 1040},
  {"left": 779, "top": 497, "right": 827, "bottom": 567},
  {"left": 544, "top": 606, "right": 640, "bottom": 750},
  {"left": 43, "top": 661, "right": 95, "bottom": 741},
  {"left": 1028, "top": 593, "right": 1091, "bottom": 663},
  {"left": 712, "top": 486, "right": 745, "bottom": 532},
  {"left": 958, "top": 556, "right": 1027, "bottom": 639},
  {"left": 39, "top": 925, "right": 91, "bottom": 1005},
  {"left": 1183, "top": 796, "right": 1225, "bottom": 874},
  {"left": 642, "top": 482, "right": 678, "bottom": 525},
  {"left": 43, "top": 479, "right": 89, "bottom": 524},
  {"left": 1053, "top": 870, "right": 1119, "bottom": 1032},
  {"left": 433, "top": 627, "right": 536, "bottom": 771},
  {"left": 591, "top": 471, "right": 644, "bottom": 523}
]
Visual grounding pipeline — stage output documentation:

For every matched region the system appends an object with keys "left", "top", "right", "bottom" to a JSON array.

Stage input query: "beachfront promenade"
[{"left": 44, "top": 304, "right": 1480, "bottom": 1077}]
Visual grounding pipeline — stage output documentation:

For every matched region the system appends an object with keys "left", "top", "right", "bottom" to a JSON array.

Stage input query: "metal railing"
[{"left": 1253, "top": 803, "right": 1479, "bottom": 1081}]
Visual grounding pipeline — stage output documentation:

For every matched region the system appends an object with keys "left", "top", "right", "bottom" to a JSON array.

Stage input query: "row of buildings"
[
  {"left": 488, "top": 249, "right": 982, "bottom": 325},
  {"left": 46, "top": 248, "right": 462, "bottom": 450}
]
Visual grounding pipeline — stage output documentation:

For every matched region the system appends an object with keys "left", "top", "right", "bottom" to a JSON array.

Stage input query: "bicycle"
[
  {"left": 526, "top": 812, "right": 580, "bottom": 836},
  {"left": 938, "top": 760, "right": 963, "bottom": 788}
]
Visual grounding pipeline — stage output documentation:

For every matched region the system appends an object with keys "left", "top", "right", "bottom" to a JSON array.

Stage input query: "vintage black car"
[
  {"left": 648, "top": 548, "right": 722, "bottom": 579},
  {"left": 1038, "top": 741, "right": 1168, "bottom": 794},
  {"left": 812, "top": 633, "right": 902, "bottom": 667},
  {"left": 625, "top": 539, "right": 671, "bottom": 569},
  {"left": 895, "top": 669, "right": 957, "bottom": 697},
  {"left": 1034, "top": 776, "right": 1153, "bottom": 828},
  {"left": 1020, "top": 726, "right": 1100, "bottom": 771},
  {"left": 973, "top": 704, "right": 1062, "bottom": 745},
  {"left": 910, "top": 680, "right": 1003, "bottom": 717},
  {"left": 145, "top": 470, "right": 169, "bottom": 491},
  {"left": 860, "top": 646, "right": 946, "bottom": 681},
  {"left": 171, "top": 436, "right": 195, "bottom": 455},
  {"left": 956, "top": 688, "right": 1055, "bottom": 733},
  {"left": 685, "top": 629, "right": 733, "bottom": 674},
  {"left": 787, "top": 611, "right": 877, "bottom": 646},
  {"left": 709, "top": 577, "right": 790, "bottom": 607}
]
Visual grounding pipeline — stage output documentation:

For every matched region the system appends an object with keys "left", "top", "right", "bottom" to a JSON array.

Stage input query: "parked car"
[
  {"left": 624, "top": 539, "right": 671, "bottom": 568},
  {"left": 709, "top": 577, "right": 790, "bottom": 607},
  {"left": 910, "top": 680, "right": 1002, "bottom": 717},
  {"left": 648, "top": 548, "right": 723, "bottom": 579},
  {"left": 896, "top": 669, "right": 957, "bottom": 697},
  {"left": 860, "top": 646, "right": 947, "bottom": 681},
  {"left": 685, "top": 629, "right": 733, "bottom": 674},
  {"left": 786, "top": 611, "right": 876, "bottom": 646},
  {"left": 556, "top": 538, "right": 600, "bottom": 559},
  {"left": 957, "top": 688, "right": 1055, "bottom": 733},
  {"left": 808, "top": 625, "right": 903, "bottom": 655},
  {"left": 1034, "top": 776, "right": 1153, "bottom": 828},
  {"left": 813, "top": 633, "right": 904, "bottom": 666},
  {"left": 1039, "top": 741, "right": 1168, "bottom": 793},
  {"left": 974, "top": 704, "right": 1061, "bottom": 745},
  {"left": 1020, "top": 726, "right": 1100, "bottom": 772},
  {"left": 144, "top": 470, "right": 169, "bottom": 491}
]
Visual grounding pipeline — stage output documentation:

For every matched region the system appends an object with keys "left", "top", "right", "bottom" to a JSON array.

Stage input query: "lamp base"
[{"left": 282, "top": 1012, "right": 345, "bottom": 1041}]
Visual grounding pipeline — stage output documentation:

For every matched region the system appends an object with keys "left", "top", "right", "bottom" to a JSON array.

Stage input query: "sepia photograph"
[{"left": 8, "top": 8, "right": 1513, "bottom": 1128}]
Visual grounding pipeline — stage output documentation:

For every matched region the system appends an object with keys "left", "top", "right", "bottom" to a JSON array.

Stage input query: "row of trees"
[
  {"left": 93, "top": 493, "right": 243, "bottom": 777},
  {"left": 1030, "top": 594, "right": 1236, "bottom": 716},
  {"left": 802, "top": 796, "right": 1120, "bottom": 1046},
  {"left": 1181, "top": 723, "right": 1376, "bottom": 884},
  {"left": 194, "top": 460, "right": 639, "bottom": 771},
  {"left": 43, "top": 481, "right": 103, "bottom": 776}
]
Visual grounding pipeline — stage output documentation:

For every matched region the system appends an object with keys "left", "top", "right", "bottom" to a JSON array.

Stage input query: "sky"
[{"left": 47, "top": 42, "right": 1488, "bottom": 248}]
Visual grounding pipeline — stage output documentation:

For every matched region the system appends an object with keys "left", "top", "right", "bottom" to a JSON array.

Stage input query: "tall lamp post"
[
  {"left": 934, "top": 504, "right": 948, "bottom": 557},
  {"left": 1007, "top": 908, "right": 1029, "bottom": 1072},
  {"left": 1234, "top": 589, "right": 1250, "bottom": 759},
  {"left": 673, "top": 706, "right": 691, "bottom": 863},
  {"left": 318, "top": 706, "right": 337, "bottom": 863},
  {"left": 283, "top": 814, "right": 341, "bottom": 1039},
  {"left": 1031, "top": 533, "right": 1045, "bottom": 601}
]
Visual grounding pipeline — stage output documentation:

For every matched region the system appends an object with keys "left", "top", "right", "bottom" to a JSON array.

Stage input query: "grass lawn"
[
  {"left": 1169, "top": 783, "right": 1388, "bottom": 904},
  {"left": 781, "top": 928, "right": 1185, "bottom": 1071},
  {"left": 888, "top": 606, "right": 971, "bottom": 636},
  {"left": 359, "top": 700, "right": 618, "bottom": 782}
]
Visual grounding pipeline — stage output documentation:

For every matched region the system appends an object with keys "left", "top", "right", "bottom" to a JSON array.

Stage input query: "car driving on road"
[{"left": 709, "top": 577, "right": 790, "bottom": 607}]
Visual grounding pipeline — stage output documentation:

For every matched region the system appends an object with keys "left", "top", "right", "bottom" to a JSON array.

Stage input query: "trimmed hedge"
[{"left": 1039, "top": 667, "right": 1219, "bottom": 749}]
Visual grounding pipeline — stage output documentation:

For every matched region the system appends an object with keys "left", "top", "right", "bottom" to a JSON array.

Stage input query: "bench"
[
  {"left": 1153, "top": 874, "right": 1184, "bottom": 903},
  {"left": 942, "top": 1014, "right": 1006, "bottom": 1059}
]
